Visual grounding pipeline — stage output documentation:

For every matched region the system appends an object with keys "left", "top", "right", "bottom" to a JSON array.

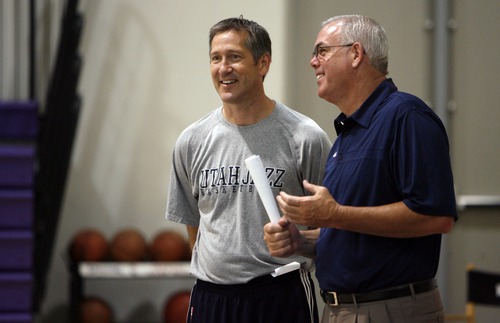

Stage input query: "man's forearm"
[{"left": 297, "top": 228, "right": 320, "bottom": 258}]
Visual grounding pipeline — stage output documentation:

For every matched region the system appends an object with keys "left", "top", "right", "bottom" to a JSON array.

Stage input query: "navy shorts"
[{"left": 186, "top": 269, "right": 319, "bottom": 323}]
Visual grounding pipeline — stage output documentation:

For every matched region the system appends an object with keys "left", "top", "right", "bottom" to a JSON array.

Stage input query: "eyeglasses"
[{"left": 312, "top": 43, "right": 353, "bottom": 61}]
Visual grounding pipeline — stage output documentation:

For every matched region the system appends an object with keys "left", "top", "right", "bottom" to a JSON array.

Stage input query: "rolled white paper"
[
  {"left": 245, "top": 155, "right": 281, "bottom": 223},
  {"left": 271, "top": 261, "right": 301, "bottom": 277}
]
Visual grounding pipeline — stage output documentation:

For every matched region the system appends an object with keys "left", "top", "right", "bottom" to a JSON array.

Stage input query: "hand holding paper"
[{"left": 245, "top": 155, "right": 281, "bottom": 223}]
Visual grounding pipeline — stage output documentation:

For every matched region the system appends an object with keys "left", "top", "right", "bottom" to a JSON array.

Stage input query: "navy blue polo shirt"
[{"left": 315, "top": 79, "right": 457, "bottom": 293}]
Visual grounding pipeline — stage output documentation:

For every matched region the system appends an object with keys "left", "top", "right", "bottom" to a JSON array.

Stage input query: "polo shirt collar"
[{"left": 334, "top": 78, "right": 398, "bottom": 135}]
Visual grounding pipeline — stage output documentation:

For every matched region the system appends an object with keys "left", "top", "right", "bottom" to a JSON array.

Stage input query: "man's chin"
[{"left": 219, "top": 93, "right": 237, "bottom": 103}]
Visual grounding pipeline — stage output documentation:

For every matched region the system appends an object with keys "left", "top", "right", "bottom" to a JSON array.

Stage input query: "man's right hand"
[{"left": 263, "top": 217, "right": 301, "bottom": 258}]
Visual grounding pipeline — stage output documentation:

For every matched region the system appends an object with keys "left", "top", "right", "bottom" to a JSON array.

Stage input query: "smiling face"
[
  {"left": 310, "top": 22, "right": 352, "bottom": 105},
  {"left": 209, "top": 30, "right": 270, "bottom": 106}
]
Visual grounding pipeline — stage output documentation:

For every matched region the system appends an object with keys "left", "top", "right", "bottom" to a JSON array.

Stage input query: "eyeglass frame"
[{"left": 312, "top": 43, "right": 354, "bottom": 61}]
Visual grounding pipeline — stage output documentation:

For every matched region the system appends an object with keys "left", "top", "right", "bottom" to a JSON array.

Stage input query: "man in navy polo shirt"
[{"left": 264, "top": 15, "right": 457, "bottom": 322}]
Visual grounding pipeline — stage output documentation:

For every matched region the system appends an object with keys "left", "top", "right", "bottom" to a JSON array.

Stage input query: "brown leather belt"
[{"left": 320, "top": 279, "right": 437, "bottom": 306}]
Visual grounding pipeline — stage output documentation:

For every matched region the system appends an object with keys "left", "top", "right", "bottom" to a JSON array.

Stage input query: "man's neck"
[
  {"left": 222, "top": 97, "right": 276, "bottom": 126},
  {"left": 340, "top": 75, "right": 386, "bottom": 117}
]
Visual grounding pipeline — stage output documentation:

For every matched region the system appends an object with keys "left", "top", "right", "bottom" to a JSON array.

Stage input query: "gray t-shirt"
[{"left": 166, "top": 102, "right": 331, "bottom": 284}]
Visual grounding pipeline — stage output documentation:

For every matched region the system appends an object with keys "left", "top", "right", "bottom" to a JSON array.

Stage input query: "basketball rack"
[{"left": 69, "top": 261, "right": 191, "bottom": 322}]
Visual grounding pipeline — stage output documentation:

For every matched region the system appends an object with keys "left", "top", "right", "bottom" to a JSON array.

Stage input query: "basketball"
[
  {"left": 150, "top": 230, "right": 190, "bottom": 261},
  {"left": 68, "top": 228, "right": 109, "bottom": 263},
  {"left": 80, "top": 296, "right": 113, "bottom": 323},
  {"left": 163, "top": 290, "right": 191, "bottom": 323},
  {"left": 109, "top": 228, "right": 147, "bottom": 261}
]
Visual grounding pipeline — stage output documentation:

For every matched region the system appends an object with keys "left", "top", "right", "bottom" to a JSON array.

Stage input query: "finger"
[
  {"left": 268, "top": 244, "right": 294, "bottom": 257},
  {"left": 303, "top": 179, "right": 320, "bottom": 194},
  {"left": 277, "top": 216, "right": 289, "bottom": 228},
  {"left": 264, "top": 222, "right": 286, "bottom": 235},
  {"left": 278, "top": 191, "right": 300, "bottom": 207},
  {"left": 268, "top": 240, "right": 293, "bottom": 251},
  {"left": 276, "top": 194, "right": 286, "bottom": 212},
  {"left": 264, "top": 232, "right": 289, "bottom": 248},
  {"left": 278, "top": 190, "right": 292, "bottom": 201},
  {"left": 264, "top": 233, "right": 293, "bottom": 250}
]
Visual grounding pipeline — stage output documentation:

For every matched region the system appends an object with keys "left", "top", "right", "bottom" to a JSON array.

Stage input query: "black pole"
[{"left": 29, "top": 0, "right": 36, "bottom": 100}]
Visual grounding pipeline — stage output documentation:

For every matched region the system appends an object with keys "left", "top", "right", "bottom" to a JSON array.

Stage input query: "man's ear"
[
  {"left": 351, "top": 42, "right": 364, "bottom": 68},
  {"left": 260, "top": 53, "right": 271, "bottom": 75}
]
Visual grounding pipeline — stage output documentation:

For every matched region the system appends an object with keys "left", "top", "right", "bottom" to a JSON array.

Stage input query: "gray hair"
[{"left": 322, "top": 15, "right": 389, "bottom": 75}]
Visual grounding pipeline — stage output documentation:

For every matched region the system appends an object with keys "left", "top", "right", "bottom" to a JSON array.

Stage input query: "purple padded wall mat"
[{"left": 0, "top": 101, "right": 38, "bottom": 139}]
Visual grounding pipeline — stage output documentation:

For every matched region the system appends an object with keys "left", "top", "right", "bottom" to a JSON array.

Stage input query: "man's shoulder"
[
  {"left": 386, "top": 90, "right": 429, "bottom": 110},
  {"left": 175, "top": 109, "right": 220, "bottom": 146},
  {"left": 180, "top": 109, "right": 220, "bottom": 133},
  {"left": 380, "top": 91, "right": 444, "bottom": 131},
  {"left": 276, "top": 102, "right": 326, "bottom": 131}
]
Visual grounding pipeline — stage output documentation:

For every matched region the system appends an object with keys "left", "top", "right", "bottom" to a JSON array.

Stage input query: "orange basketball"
[
  {"left": 150, "top": 230, "right": 190, "bottom": 261},
  {"left": 109, "top": 228, "right": 147, "bottom": 261},
  {"left": 163, "top": 290, "right": 191, "bottom": 323},
  {"left": 68, "top": 228, "right": 109, "bottom": 263},
  {"left": 80, "top": 296, "right": 113, "bottom": 323}
]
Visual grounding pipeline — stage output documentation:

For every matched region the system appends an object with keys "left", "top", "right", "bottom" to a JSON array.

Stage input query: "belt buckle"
[{"left": 327, "top": 291, "right": 339, "bottom": 306}]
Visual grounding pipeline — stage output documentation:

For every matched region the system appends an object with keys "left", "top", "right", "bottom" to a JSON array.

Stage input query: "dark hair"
[{"left": 209, "top": 16, "right": 272, "bottom": 64}]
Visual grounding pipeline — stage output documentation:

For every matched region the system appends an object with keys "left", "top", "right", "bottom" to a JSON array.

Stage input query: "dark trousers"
[{"left": 187, "top": 269, "right": 319, "bottom": 323}]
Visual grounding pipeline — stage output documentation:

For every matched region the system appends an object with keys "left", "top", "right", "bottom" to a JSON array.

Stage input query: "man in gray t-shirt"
[{"left": 166, "top": 17, "right": 330, "bottom": 323}]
